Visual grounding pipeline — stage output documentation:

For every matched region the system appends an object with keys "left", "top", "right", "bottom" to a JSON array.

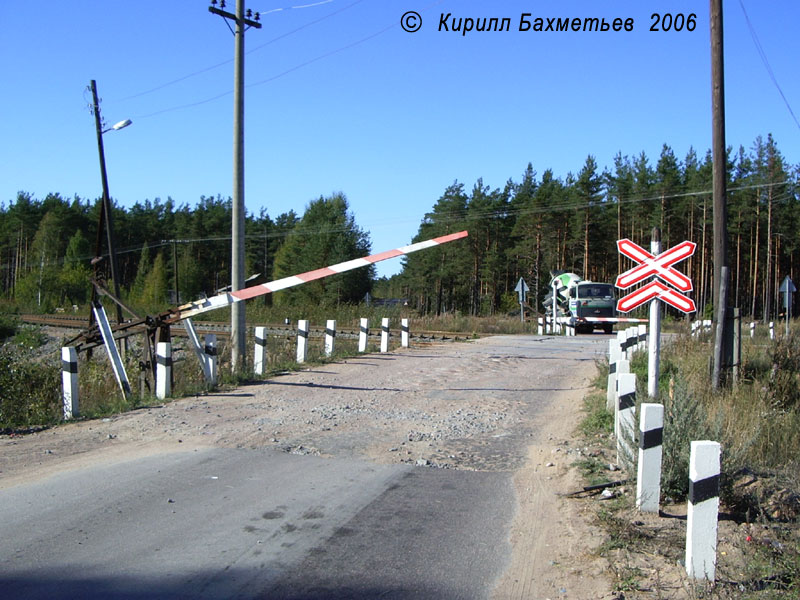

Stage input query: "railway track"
[{"left": 19, "top": 314, "right": 475, "bottom": 344}]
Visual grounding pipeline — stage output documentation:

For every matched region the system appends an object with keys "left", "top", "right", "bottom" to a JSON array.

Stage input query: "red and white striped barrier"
[{"left": 171, "top": 231, "right": 468, "bottom": 321}]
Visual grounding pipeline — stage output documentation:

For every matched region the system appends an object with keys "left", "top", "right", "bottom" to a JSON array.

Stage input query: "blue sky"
[{"left": 2, "top": 0, "right": 799, "bottom": 278}]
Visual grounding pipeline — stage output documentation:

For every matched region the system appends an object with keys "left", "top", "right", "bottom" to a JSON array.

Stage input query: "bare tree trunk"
[
  {"left": 736, "top": 209, "right": 742, "bottom": 308},
  {"left": 700, "top": 199, "right": 707, "bottom": 314}
]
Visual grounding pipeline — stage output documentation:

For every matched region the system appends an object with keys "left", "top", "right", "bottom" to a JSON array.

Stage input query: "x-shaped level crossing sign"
[{"left": 615, "top": 239, "right": 697, "bottom": 313}]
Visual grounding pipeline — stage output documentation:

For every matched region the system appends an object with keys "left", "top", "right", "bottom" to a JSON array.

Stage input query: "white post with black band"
[
  {"left": 616, "top": 372, "right": 637, "bottom": 466},
  {"left": 156, "top": 341, "right": 172, "bottom": 400},
  {"left": 380, "top": 318, "right": 390, "bottom": 353},
  {"left": 358, "top": 318, "right": 369, "bottom": 353},
  {"left": 254, "top": 326, "right": 267, "bottom": 375},
  {"left": 205, "top": 334, "right": 218, "bottom": 385},
  {"left": 636, "top": 403, "right": 664, "bottom": 513},
  {"left": 324, "top": 320, "right": 336, "bottom": 357},
  {"left": 685, "top": 440, "right": 721, "bottom": 581},
  {"left": 62, "top": 346, "right": 79, "bottom": 420},
  {"left": 607, "top": 339, "right": 622, "bottom": 411},
  {"left": 297, "top": 320, "right": 309, "bottom": 363},
  {"left": 401, "top": 318, "right": 410, "bottom": 348}
]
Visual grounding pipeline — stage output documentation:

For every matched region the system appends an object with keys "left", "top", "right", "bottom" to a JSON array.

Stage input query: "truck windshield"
[{"left": 579, "top": 285, "right": 614, "bottom": 299}]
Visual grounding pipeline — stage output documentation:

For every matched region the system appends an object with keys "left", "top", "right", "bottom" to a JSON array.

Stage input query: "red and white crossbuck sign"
[{"left": 615, "top": 239, "right": 697, "bottom": 313}]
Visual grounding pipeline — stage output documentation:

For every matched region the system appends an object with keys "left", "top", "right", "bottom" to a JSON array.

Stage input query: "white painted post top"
[
  {"left": 690, "top": 441, "right": 721, "bottom": 482},
  {"left": 639, "top": 403, "right": 664, "bottom": 431}
]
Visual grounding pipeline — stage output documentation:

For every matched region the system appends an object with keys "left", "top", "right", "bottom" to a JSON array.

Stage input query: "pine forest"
[{"left": 1, "top": 135, "right": 798, "bottom": 322}]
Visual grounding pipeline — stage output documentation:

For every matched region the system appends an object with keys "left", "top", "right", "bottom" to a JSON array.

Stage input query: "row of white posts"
[
  {"left": 536, "top": 315, "right": 576, "bottom": 335},
  {"left": 694, "top": 319, "right": 777, "bottom": 340},
  {"left": 61, "top": 317, "right": 410, "bottom": 420},
  {"left": 608, "top": 332, "right": 721, "bottom": 582},
  {"left": 278, "top": 317, "right": 408, "bottom": 369}
]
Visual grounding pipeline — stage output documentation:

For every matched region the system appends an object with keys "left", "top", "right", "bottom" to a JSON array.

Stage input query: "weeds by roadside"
[{"left": 575, "top": 325, "right": 800, "bottom": 599}]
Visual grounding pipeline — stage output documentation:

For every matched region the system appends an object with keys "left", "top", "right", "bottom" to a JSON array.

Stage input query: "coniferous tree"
[{"left": 272, "top": 193, "right": 372, "bottom": 307}]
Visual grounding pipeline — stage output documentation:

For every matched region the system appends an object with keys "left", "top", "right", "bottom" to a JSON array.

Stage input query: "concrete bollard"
[
  {"left": 358, "top": 318, "right": 369, "bottom": 353},
  {"left": 616, "top": 330, "right": 627, "bottom": 360},
  {"left": 297, "top": 320, "right": 309, "bottom": 363},
  {"left": 607, "top": 339, "right": 620, "bottom": 411},
  {"left": 750, "top": 321, "right": 755, "bottom": 339},
  {"left": 538, "top": 317, "right": 544, "bottom": 336},
  {"left": 616, "top": 372, "right": 637, "bottom": 467},
  {"left": 380, "top": 318, "right": 390, "bottom": 353},
  {"left": 637, "top": 324, "right": 647, "bottom": 352},
  {"left": 769, "top": 321, "right": 775, "bottom": 340},
  {"left": 156, "top": 342, "right": 172, "bottom": 400},
  {"left": 626, "top": 327, "right": 638, "bottom": 359},
  {"left": 324, "top": 320, "right": 336, "bottom": 357},
  {"left": 686, "top": 440, "right": 721, "bottom": 581},
  {"left": 401, "top": 318, "right": 410, "bottom": 348},
  {"left": 608, "top": 355, "right": 629, "bottom": 414},
  {"left": 636, "top": 403, "right": 664, "bottom": 513},
  {"left": 61, "top": 347, "right": 79, "bottom": 420},
  {"left": 205, "top": 334, "right": 218, "bottom": 385},
  {"left": 254, "top": 326, "right": 267, "bottom": 375}
]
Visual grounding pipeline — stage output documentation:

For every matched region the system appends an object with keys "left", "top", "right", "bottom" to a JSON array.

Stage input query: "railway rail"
[{"left": 19, "top": 314, "right": 475, "bottom": 344}]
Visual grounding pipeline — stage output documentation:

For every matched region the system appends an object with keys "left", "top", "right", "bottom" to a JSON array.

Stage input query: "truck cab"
[{"left": 568, "top": 283, "right": 616, "bottom": 333}]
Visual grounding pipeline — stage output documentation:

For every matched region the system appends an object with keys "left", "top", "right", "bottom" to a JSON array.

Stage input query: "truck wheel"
[{"left": 603, "top": 325, "right": 613, "bottom": 335}]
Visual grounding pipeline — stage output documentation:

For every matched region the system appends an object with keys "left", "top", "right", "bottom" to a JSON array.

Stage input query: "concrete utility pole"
[
  {"left": 208, "top": 0, "right": 261, "bottom": 372},
  {"left": 710, "top": 0, "right": 729, "bottom": 390}
]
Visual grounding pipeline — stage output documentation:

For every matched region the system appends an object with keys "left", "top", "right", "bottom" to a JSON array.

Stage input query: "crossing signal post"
[{"left": 615, "top": 228, "right": 697, "bottom": 399}]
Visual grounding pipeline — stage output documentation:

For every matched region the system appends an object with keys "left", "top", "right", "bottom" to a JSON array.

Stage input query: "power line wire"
[
  {"left": 132, "top": 0, "right": 447, "bottom": 120},
  {"left": 118, "top": 0, "right": 363, "bottom": 104},
  {"left": 738, "top": 0, "right": 800, "bottom": 133}
]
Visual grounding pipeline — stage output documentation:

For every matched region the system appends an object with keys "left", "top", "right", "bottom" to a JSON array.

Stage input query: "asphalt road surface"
[{"left": 0, "top": 334, "right": 605, "bottom": 599}]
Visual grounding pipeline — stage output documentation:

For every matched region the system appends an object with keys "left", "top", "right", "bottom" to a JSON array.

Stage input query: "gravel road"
[{"left": 0, "top": 334, "right": 613, "bottom": 599}]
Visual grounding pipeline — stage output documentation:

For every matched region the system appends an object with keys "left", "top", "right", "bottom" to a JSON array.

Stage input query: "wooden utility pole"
[
  {"left": 208, "top": 0, "right": 261, "bottom": 372},
  {"left": 710, "top": 0, "right": 729, "bottom": 390},
  {"left": 90, "top": 79, "right": 126, "bottom": 356}
]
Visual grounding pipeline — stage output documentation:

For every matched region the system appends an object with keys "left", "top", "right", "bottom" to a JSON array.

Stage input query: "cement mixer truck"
[{"left": 543, "top": 271, "right": 618, "bottom": 334}]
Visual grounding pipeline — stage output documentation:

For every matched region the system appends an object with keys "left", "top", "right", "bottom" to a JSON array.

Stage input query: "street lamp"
[
  {"left": 103, "top": 119, "right": 132, "bottom": 134},
  {"left": 90, "top": 80, "right": 130, "bottom": 350}
]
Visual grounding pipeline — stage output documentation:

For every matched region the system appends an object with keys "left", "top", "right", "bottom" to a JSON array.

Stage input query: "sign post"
[
  {"left": 780, "top": 276, "right": 796, "bottom": 337},
  {"left": 648, "top": 229, "right": 662, "bottom": 399},
  {"left": 552, "top": 279, "right": 559, "bottom": 334},
  {"left": 514, "top": 277, "right": 529, "bottom": 323},
  {"left": 616, "top": 233, "right": 696, "bottom": 399}
]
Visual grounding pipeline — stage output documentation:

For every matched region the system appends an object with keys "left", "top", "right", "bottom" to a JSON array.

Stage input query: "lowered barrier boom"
[{"left": 165, "top": 230, "right": 469, "bottom": 323}]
